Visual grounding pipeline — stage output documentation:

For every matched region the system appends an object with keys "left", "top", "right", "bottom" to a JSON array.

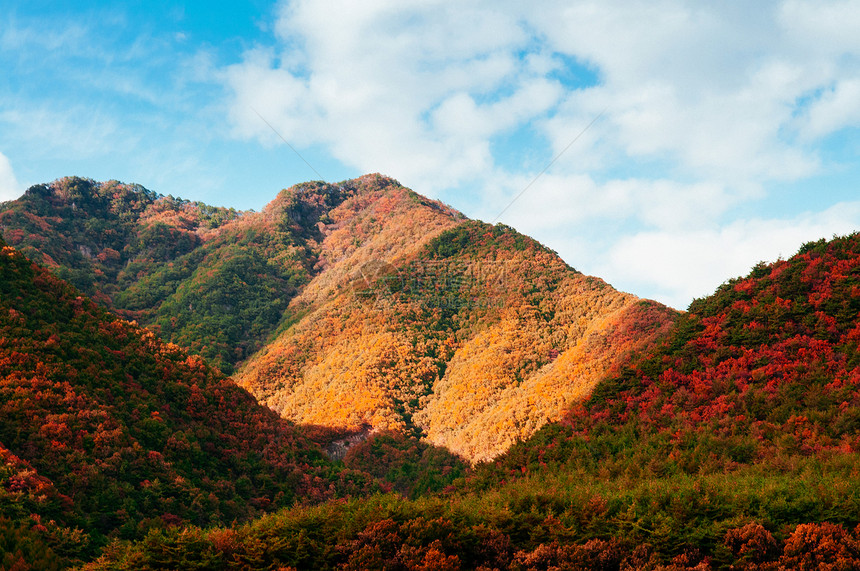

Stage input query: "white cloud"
[
  {"left": 597, "top": 202, "right": 860, "bottom": 309},
  {"left": 779, "top": 0, "right": 860, "bottom": 55},
  {"left": 0, "top": 16, "right": 90, "bottom": 55},
  {"left": 533, "top": 2, "right": 836, "bottom": 183},
  {"left": 221, "top": 1, "right": 860, "bottom": 188},
  {"left": 221, "top": 1, "right": 564, "bottom": 192},
  {"left": 481, "top": 174, "right": 753, "bottom": 236},
  {"left": 800, "top": 79, "right": 860, "bottom": 139},
  {"left": 0, "top": 152, "right": 23, "bottom": 201},
  {"left": 0, "top": 105, "right": 122, "bottom": 160}
]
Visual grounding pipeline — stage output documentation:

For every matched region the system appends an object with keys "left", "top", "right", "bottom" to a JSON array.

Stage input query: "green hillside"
[{"left": 0, "top": 176, "right": 351, "bottom": 374}]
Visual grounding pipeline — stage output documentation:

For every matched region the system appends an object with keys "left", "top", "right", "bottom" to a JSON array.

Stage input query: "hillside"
[
  {"left": 488, "top": 232, "right": 860, "bottom": 475},
  {"left": 2, "top": 175, "right": 679, "bottom": 463},
  {"left": 1, "top": 442, "right": 74, "bottom": 569},
  {"left": 0, "top": 237, "right": 377, "bottom": 564},
  {"left": 461, "top": 231, "right": 860, "bottom": 566},
  {"left": 236, "top": 218, "right": 678, "bottom": 463},
  {"left": 85, "top": 232, "right": 860, "bottom": 571},
  {"left": 0, "top": 175, "right": 433, "bottom": 374}
]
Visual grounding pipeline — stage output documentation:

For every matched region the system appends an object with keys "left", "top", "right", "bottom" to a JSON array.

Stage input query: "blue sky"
[{"left": 2, "top": 1, "right": 860, "bottom": 310}]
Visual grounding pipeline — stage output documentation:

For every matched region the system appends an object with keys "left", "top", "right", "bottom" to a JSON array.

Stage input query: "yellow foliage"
[{"left": 236, "top": 181, "right": 678, "bottom": 463}]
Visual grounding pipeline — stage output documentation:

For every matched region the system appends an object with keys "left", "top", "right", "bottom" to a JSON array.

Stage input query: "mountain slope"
[
  {"left": 238, "top": 218, "right": 678, "bottom": 463},
  {"left": 2, "top": 174, "right": 679, "bottom": 463},
  {"left": 0, "top": 237, "right": 375, "bottom": 559},
  {"left": 454, "top": 231, "right": 860, "bottom": 566},
  {"left": 0, "top": 177, "right": 342, "bottom": 373},
  {"left": 1, "top": 441, "right": 79, "bottom": 567},
  {"left": 490, "top": 232, "right": 860, "bottom": 474}
]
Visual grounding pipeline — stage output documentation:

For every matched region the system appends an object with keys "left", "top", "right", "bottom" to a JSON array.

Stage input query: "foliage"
[
  {"left": 473, "top": 233, "right": 860, "bottom": 475},
  {"left": 0, "top": 444, "right": 80, "bottom": 569},
  {"left": 453, "top": 231, "right": 860, "bottom": 566},
  {"left": 7, "top": 176, "right": 860, "bottom": 569},
  {"left": 238, "top": 216, "right": 678, "bottom": 463},
  {"left": 0, "top": 238, "right": 377, "bottom": 563},
  {"left": 1, "top": 175, "right": 678, "bottom": 462},
  {"left": 0, "top": 516, "right": 64, "bottom": 571},
  {"left": 342, "top": 432, "right": 469, "bottom": 499},
  {"left": 84, "top": 454, "right": 860, "bottom": 570},
  {"left": 0, "top": 177, "right": 323, "bottom": 374}
]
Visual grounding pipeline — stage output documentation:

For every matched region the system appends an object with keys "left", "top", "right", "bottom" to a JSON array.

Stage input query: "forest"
[{"left": 2, "top": 176, "right": 860, "bottom": 569}]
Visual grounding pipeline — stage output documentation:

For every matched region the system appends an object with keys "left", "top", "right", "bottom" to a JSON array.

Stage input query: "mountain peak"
[{"left": 236, "top": 201, "right": 678, "bottom": 462}]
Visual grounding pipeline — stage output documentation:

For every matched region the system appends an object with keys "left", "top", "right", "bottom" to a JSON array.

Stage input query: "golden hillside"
[{"left": 237, "top": 180, "right": 678, "bottom": 462}]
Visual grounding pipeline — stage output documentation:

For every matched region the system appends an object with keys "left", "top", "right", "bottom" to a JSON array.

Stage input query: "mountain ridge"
[
  {"left": 2, "top": 174, "right": 679, "bottom": 463},
  {"left": 4, "top": 173, "right": 860, "bottom": 568},
  {"left": 0, "top": 174, "right": 451, "bottom": 374}
]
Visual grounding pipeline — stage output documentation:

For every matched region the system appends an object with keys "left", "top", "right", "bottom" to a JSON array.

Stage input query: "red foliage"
[
  {"left": 778, "top": 522, "right": 860, "bottom": 570},
  {"left": 557, "top": 233, "right": 860, "bottom": 463},
  {"left": 0, "top": 237, "right": 376, "bottom": 541}
]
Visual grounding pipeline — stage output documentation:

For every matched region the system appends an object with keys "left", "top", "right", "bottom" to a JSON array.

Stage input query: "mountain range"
[
  {"left": 1, "top": 175, "right": 859, "bottom": 569},
  {"left": 1, "top": 175, "right": 677, "bottom": 463}
]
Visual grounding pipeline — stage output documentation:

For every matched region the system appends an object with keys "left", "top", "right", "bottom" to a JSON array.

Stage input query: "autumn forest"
[{"left": 2, "top": 175, "right": 860, "bottom": 569}]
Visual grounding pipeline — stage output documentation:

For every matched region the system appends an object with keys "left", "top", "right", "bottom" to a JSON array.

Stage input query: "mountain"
[
  {"left": 231, "top": 177, "right": 677, "bottom": 463},
  {"left": 0, "top": 237, "right": 377, "bottom": 564},
  {"left": 7, "top": 171, "right": 860, "bottom": 569},
  {"left": 487, "top": 232, "right": 860, "bottom": 474},
  {"left": 237, "top": 219, "right": 678, "bottom": 463},
  {"left": 2, "top": 175, "right": 679, "bottom": 463},
  {"left": 84, "top": 232, "right": 860, "bottom": 571}
]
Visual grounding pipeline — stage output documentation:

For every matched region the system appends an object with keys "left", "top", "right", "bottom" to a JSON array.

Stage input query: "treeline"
[{"left": 81, "top": 459, "right": 860, "bottom": 570}]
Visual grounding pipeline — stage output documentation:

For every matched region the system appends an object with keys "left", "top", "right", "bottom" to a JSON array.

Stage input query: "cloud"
[
  {"left": 596, "top": 201, "right": 860, "bottom": 309},
  {"left": 221, "top": 1, "right": 860, "bottom": 190},
  {"left": 476, "top": 172, "right": 758, "bottom": 243},
  {"left": 221, "top": 1, "right": 565, "bottom": 192},
  {"left": 0, "top": 105, "right": 122, "bottom": 160},
  {"left": 779, "top": 0, "right": 860, "bottom": 55},
  {"left": 532, "top": 1, "right": 837, "bottom": 183},
  {"left": 0, "top": 15, "right": 90, "bottom": 56},
  {"left": 0, "top": 152, "right": 23, "bottom": 201},
  {"left": 799, "top": 79, "right": 860, "bottom": 140}
]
